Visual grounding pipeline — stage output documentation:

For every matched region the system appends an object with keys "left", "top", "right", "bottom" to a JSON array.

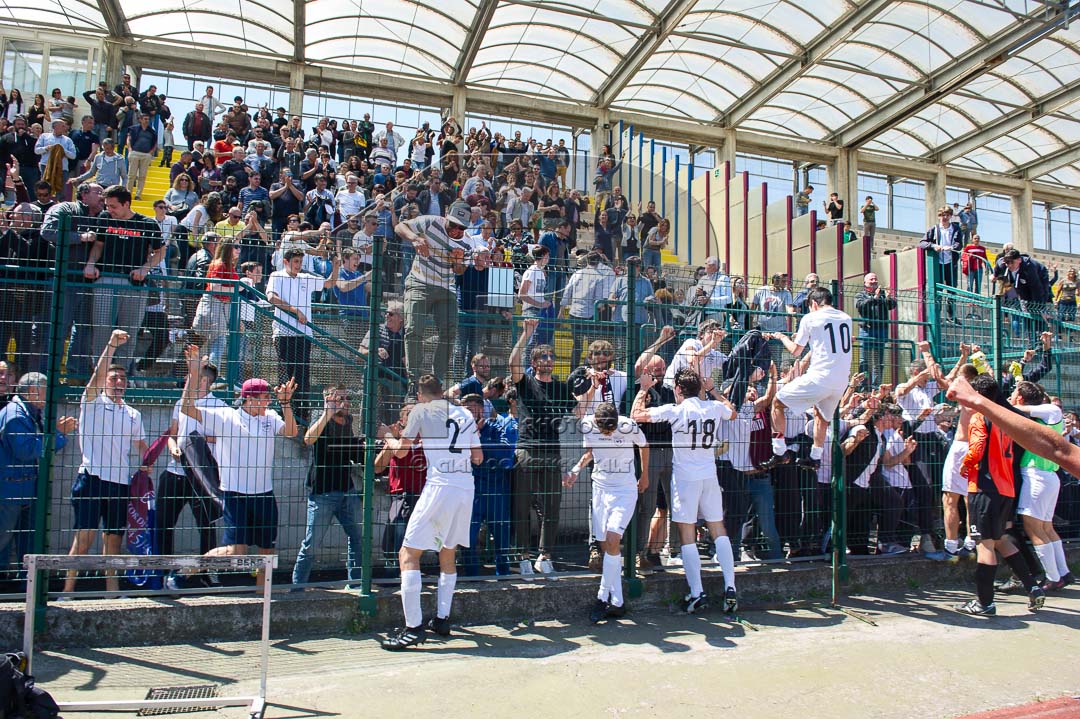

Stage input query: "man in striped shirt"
[{"left": 395, "top": 200, "right": 485, "bottom": 386}]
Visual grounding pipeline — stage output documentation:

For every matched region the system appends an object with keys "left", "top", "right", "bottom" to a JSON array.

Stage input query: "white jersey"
[
  {"left": 582, "top": 416, "right": 647, "bottom": 489},
  {"left": 792, "top": 306, "right": 853, "bottom": 387},
  {"left": 664, "top": 338, "right": 724, "bottom": 390},
  {"left": 716, "top": 401, "right": 756, "bottom": 472},
  {"left": 881, "top": 429, "right": 912, "bottom": 490},
  {"left": 646, "top": 397, "right": 734, "bottom": 481},
  {"left": 402, "top": 398, "right": 480, "bottom": 490}
]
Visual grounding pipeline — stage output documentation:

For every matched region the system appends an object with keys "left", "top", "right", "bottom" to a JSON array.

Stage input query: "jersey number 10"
[{"left": 824, "top": 322, "right": 852, "bottom": 354}]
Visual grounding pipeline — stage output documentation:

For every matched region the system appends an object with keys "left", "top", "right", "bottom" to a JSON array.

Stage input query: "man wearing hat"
[
  {"left": 179, "top": 346, "right": 298, "bottom": 588},
  {"left": 395, "top": 200, "right": 486, "bottom": 387}
]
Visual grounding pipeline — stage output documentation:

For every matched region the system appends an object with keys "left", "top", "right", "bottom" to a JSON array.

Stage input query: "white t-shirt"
[
  {"left": 792, "top": 306, "right": 853, "bottom": 387},
  {"left": 199, "top": 406, "right": 286, "bottom": 494},
  {"left": 898, "top": 380, "right": 938, "bottom": 434},
  {"left": 664, "top": 338, "right": 725, "bottom": 390},
  {"left": 166, "top": 394, "right": 228, "bottom": 476},
  {"left": 336, "top": 188, "right": 366, "bottom": 220},
  {"left": 521, "top": 265, "right": 546, "bottom": 308},
  {"left": 266, "top": 269, "right": 323, "bottom": 337},
  {"left": 881, "top": 429, "right": 912, "bottom": 490},
  {"left": 717, "top": 400, "right": 757, "bottom": 472},
  {"left": 352, "top": 229, "right": 375, "bottom": 266},
  {"left": 78, "top": 394, "right": 145, "bottom": 486},
  {"left": 646, "top": 397, "right": 734, "bottom": 481},
  {"left": 581, "top": 416, "right": 646, "bottom": 489},
  {"left": 402, "top": 399, "right": 481, "bottom": 490}
]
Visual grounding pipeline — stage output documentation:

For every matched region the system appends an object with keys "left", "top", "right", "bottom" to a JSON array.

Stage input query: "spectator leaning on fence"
[
  {"left": 293, "top": 384, "right": 365, "bottom": 587},
  {"left": 0, "top": 372, "right": 76, "bottom": 583},
  {"left": 179, "top": 345, "right": 298, "bottom": 589},
  {"left": 64, "top": 329, "right": 148, "bottom": 595}
]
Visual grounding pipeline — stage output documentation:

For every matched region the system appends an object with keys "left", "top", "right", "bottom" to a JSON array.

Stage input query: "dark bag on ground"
[{"left": 1, "top": 652, "right": 60, "bottom": 718}]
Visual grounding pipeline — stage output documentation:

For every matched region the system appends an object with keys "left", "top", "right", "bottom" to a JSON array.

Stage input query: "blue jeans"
[
  {"left": 643, "top": 248, "right": 661, "bottom": 271},
  {"left": 966, "top": 269, "right": 983, "bottom": 295},
  {"left": 745, "top": 475, "right": 782, "bottom": 560},
  {"left": 292, "top": 491, "right": 364, "bottom": 585},
  {"left": 462, "top": 477, "right": 512, "bottom": 576}
]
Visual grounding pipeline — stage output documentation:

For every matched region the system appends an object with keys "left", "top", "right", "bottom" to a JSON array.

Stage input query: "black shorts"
[
  {"left": 967, "top": 492, "right": 1012, "bottom": 541},
  {"left": 71, "top": 472, "right": 129, "bottom": 536},
  {"left": 221, "top": 491, "right": 278, "bottom": 549}
]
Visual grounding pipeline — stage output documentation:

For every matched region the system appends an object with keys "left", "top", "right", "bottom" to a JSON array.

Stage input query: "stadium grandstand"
[{"left": 0, "top": 2, "right": 1079, "bottom": 709}]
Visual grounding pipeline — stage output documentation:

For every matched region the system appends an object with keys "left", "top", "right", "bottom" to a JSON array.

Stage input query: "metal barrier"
[{"left": 0, "top": 212, "right": 1077, "bottom": 618}]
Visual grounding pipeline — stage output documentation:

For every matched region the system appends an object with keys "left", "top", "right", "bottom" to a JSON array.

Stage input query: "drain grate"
[{"left": 138, "top": 684, "right": 220, "bottom": 716}]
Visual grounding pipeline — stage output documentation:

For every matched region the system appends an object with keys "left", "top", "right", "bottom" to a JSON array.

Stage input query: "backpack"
[{"left": 0, "top": 652, "right": 60, "bottom": 718}]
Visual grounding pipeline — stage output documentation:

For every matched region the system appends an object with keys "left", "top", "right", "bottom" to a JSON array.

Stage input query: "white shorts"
[
  {"left": 777, "top": 375, "right": 846, "bottom": 420},
  {"left": 592, "top": 484, "right": 638, "bottom": 541},
  {"left": 402, "top": 484, "right": 475, "bottom": 551},
  {"left": 941, "top": 440, "right": 969, "bottom": 496},
  {"left": 1017, "top": 467, "right": 1060, "bottom": 522},
  {"left": 671, "top": 476, "right": 724, "bottom": 525}
]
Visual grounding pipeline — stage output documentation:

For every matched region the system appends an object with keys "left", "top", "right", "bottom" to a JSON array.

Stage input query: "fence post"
[
  {"left": 32, "top": 214, "right": 70, "bottom": 623},
  {"left": 660, "top": 146, "right": 668, "bottom": 218},
  {"left": 686, "top": 161, "right": 693, "bottom": 262},
  {"left": 830, "top": 278, "right": 849, "bottom": 595},
  {"left": 622, "top": 260, "right": 642, "bottom": 599},
  {"left": 674, "top": 155, "right": 681, "bottom": 257},
  {"left": 991, "top": 293, "right": 1002, "bottom": 379},
  {"left": 225, "top": 280, "right": 242, "bottom": 390},
  {"left": 925, "top": 251, "right": 940, "bottom": 351},
  {"left": 357, "top": 235, "right": 384, "bottom": 616}
]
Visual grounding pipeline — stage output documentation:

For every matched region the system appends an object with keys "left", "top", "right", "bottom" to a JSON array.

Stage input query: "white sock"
[
  {"left": 1052, "top": 540, "right": 1070, "bottom": 579},
  {"left": 963, "top": 535, "right": 977, "bottom": 551},
  {"left": 714, "top": 536, "right": 736, "bottom": 591},
  {"left": 1034, "top": 545, "right": 1060, "bottom": 582},
  {"left": 437, "top": 572, "right": 457, "bottom": 619},
  {"left": 944, "top": 538, "right": 959, "bottom": 554},
  {"left": 401, "top": 570, "right": 422, "bottom": 628},
  {"left": 810, "top": 445, "right": 823, "bottom": 460},
  {"left": 681, "top": 543, "right": 703, "bottom": 597},
  {"left": 603, "top": 553, "right": 623, "bottom": 607},
  {"left": 771, "top": 437, "right": 788, "bottom": 456}
]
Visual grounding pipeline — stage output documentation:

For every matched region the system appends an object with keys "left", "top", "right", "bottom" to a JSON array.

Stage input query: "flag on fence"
[{"left": 126, "top": 433, "right": 169, "bottom": 588}]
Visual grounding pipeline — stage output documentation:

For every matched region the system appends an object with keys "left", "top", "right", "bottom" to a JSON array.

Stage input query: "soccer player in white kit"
[
  {"left": 760, "top": 286, "right": 852, "bottom": 470},
  {"left": 632, "top": 368, "right": 738, "bottom": 614},
  {"left": 565, "top": 402, "right": 649, "bottom": 623},
  {"left": 382, "top": 375, "right": 482, "bottom": 650}
]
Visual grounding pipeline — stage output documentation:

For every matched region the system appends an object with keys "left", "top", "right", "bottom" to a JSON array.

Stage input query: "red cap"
[{"left": 240, "top": 378, "right": 271, "bottom": 398}]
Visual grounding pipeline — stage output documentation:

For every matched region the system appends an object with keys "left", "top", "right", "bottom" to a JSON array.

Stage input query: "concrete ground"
[{"left": 31, "top": 585, "right": 1079, "bottom": 719}]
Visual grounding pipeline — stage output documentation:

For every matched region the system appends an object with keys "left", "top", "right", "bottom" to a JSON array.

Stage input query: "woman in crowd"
[
  {"left": 1, "top": 86, "right": 24, "bottom": 122},
  {"left": 26, "top": 94, "right": 47, "bottom": 128},
  {"left": 538, "top": 181, "right": 563, "bottom": 230},
  {"left": 1055, "top": 267, "right": 1078, "bottom": 342},
  {"left": 728, "top": 276, "right": 752, "bottom": 338},
  {"left": 643, "top": 217, "right": 669, "bottom": 271},
  {"left": 165, "top": 174, "right": 199, "bottom": 220},
  {"left": 621, "top": 213, "right": 641, "bottom": 262},
  {"left": 195, "top": 153, "right": 222, "bottom": 194},
  {"left": 192, "top": 238, "right": 240, "bottom": 369}
]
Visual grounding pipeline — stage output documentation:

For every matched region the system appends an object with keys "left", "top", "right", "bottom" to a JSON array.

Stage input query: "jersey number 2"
[
  {"left": 824, "top": 322, "right": 852, "bottom": 353},
  {"left": 445, "top": 419, "right": 462, "bottom": 454}
]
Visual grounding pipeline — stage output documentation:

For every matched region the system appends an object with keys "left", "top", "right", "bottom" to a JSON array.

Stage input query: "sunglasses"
[
  {"left": 537, "top": 353, "right": 555, "bottom": 361},
  {"left": 593, "top": 350, "right": 613, "bottom": 357}
]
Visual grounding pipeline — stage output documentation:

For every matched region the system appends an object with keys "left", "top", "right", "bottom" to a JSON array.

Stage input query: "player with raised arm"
[
  {"left": 565, "top": 402, "right": 649, "bottom": 623},
  {"left": 381, "top": 374, "right": 482, "bottom": 650},
  {"left": 918, "top": 340, "right": 978, "bottom": 559},
  {"left": 759, "top": 286, "right": 853, "bottom": 471},
  {"left": 631, "top": 368, "right": 738, "bottom": 614}
]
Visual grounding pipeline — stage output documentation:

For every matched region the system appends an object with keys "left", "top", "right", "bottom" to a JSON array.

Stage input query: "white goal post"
[{"left": 22, "top": 554, "right": 277, "bottom": 719}]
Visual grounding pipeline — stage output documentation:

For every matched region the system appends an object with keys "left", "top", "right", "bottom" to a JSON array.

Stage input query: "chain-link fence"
[{"left": 0, "top": 210, "right": 1077, "bottom": 608}]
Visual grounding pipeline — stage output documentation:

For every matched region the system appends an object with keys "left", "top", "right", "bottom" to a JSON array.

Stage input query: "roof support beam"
[
  {"left": 720, "top": 0, "right": 893, "bottom": 127},
  {"left": 116, "top": 39, "right": 1079, "bottom": 202},
  {"left": 452, "top": 0, "right": 498, "bottom": 85},
  {"left": 933, "top": 82, "right": 1080, "bottom": 164},
  {"left": 831, "top": 1, "right": 1080, "bottom": 148},
  {"left": 97, "top": 0, "right": 130, "bottom": 39},
  {"left": 1016, "top": 145, "right": 1080, "bottom": 180},
  {"left": 593, "top": 0, "right": 698, "bottom": 108},
  {"left": 292, "top": 0, "right": 304, "bottom": 64}
]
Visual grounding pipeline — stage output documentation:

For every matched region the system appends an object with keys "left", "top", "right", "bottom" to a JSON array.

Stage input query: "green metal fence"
[{"left": 2, "top": 214, "right": 1078, "bottom": 612}]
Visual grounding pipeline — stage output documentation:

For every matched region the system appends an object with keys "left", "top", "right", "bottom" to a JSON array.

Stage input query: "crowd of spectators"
[{"left": 0, "top": 75, "right": 1078, "bottom": 594}]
